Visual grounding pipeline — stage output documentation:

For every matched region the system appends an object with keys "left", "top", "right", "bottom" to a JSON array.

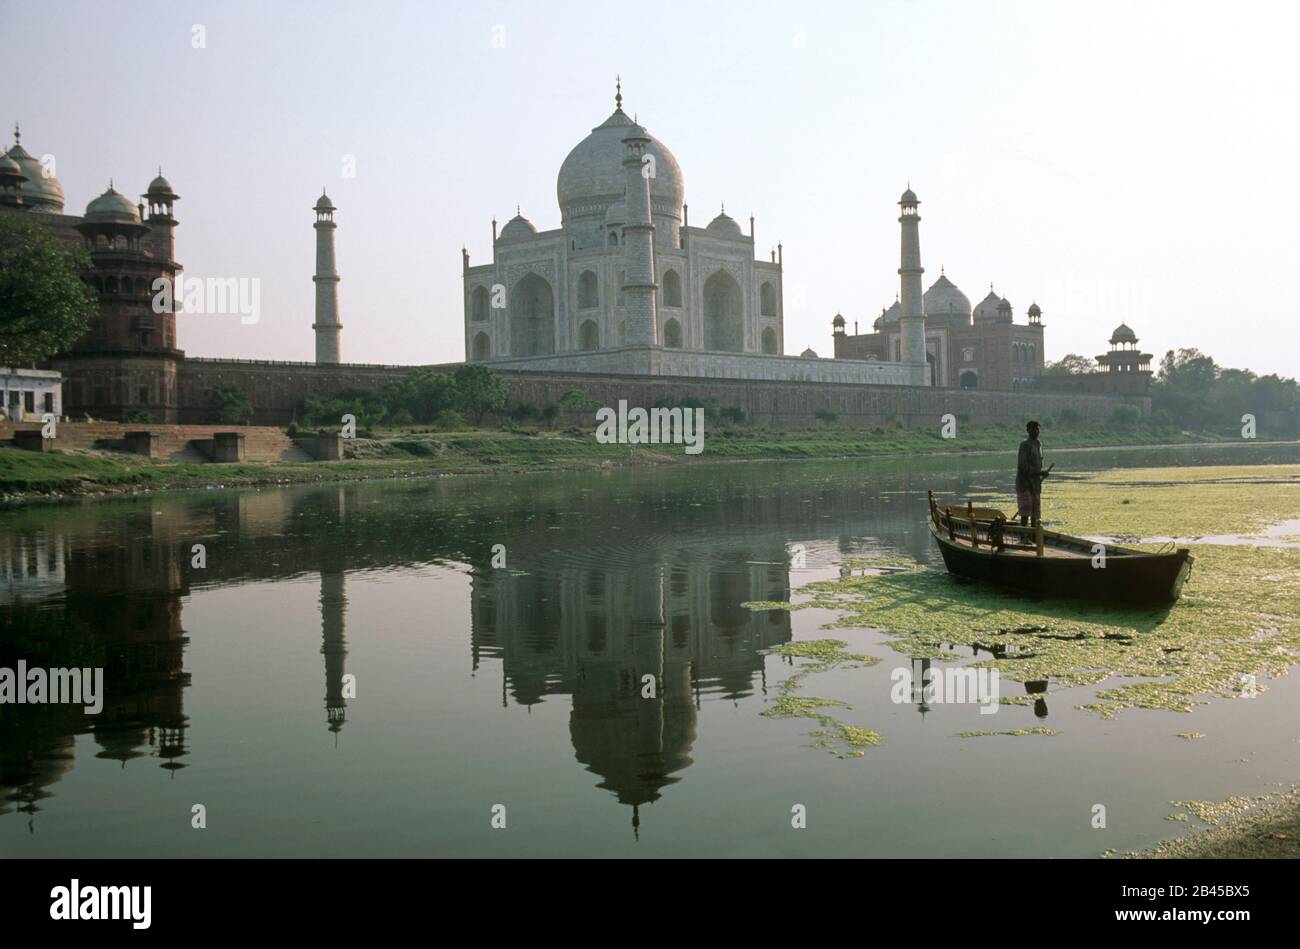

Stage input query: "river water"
[{"left": 2, "top": 442, "right": 1299, "bottom": 857}]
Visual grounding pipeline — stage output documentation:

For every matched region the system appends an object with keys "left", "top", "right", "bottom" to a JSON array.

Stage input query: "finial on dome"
[
  {"left": 109, "top": 178, "right": 114, "bottom": 190},
  {"left": 12, "top": 123, "right": 19, "bottom": 145},
  {"left": 941, "top": 265, "right": 945, "bottom": 275},
  {"left": 516, "top": 204, "right": 520, "bottom": 215},
  {"left": 615, "top": 75, "right": 622, "bottom": 110}
]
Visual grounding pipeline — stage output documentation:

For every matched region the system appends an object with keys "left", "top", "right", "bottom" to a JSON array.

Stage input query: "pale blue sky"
[{"left": 5, "top": 0, "right": 1297, "bottom": 375}]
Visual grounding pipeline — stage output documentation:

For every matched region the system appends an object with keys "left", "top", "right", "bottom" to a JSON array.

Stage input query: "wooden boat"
[{"left": 927, "top": 491, "right": 1193, "bottom": 605}]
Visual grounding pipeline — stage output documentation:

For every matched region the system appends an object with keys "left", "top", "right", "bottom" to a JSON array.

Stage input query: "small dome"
[
  {"left": 147, "top": 172, "right": 177, "bottom": 197},
  {"left": 499, "top": 211, "right": 537, "bottom": 242},
  {"left": 83, "top": 185, "right": 141, "bottom": 225},
  {"left": 973, "top": 288, "right": 1003, "bottom": 323},
  {"left": 705, "top": 209, "right": 742, "bottom": 237},
  {"left": 899, "top": 187, "right": 918, "bottom": 204},
  {"left": 800, "top": 347, "right": 819, "bottom": 359},
  {"left": 880, "top": 298, "right": 902, "bottom": 323},
  {"left": 922, "top": 273, "right": 971, "bottom": 322},
  {"left": 314, "top": 191, "right": 334, "bottom": 211},
  {"left": 831, "top": 313, "right": 846, "bottom": 327},
  {"left": 0, "top": 154, "right": 23, "bottom": 178},
  {"left": 998, "top": 296, "right": 1012, "bottom": 315},
  {"left": 5, "top": 136, "right": 64, "bottom": 212},
  {"left": 1027, "top": 301, "right": 1042, "bottom": 317},
  {"left": 1110, "top": 323, "right": 1138, "bottom": 344}
]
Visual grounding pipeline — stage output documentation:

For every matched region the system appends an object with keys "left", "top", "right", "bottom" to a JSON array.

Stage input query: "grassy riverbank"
[{"left": 0, "top": 422, "right": 1246, "bottom": 502}]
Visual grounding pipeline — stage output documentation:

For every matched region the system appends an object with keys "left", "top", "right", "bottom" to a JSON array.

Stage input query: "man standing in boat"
[{"left": 1017, "top": 420, "right": 1052, "bottom": 527}]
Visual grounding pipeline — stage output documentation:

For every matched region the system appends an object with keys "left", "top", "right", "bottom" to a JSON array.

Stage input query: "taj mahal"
[{"left": 460, "top": 81, "right": 1045, "bottom": 391}]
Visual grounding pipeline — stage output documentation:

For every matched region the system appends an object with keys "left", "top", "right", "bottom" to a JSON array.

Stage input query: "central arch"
[
  {"left": 703, "top": 270, "right": 744, "bottom": 353},
  {"left": 509, "top": 273, "right": 555, "bottom": 357}
]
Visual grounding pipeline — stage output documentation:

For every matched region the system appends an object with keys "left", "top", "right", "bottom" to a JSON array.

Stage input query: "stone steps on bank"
[{"left": 0, "top": 422, "right": 316, "bottom": 463}]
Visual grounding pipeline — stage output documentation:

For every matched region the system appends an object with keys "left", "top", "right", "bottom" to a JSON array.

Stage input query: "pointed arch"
[
  {"left": 662, "top": 268, "right": 682, "bottom": 308},
  {"left": 508, "top": 272, "right": 555, "bottom": 357},
  {"left": 577, "top": 270, "right": 598, "bottom": 309},
  {"left": 703, "top": 270, "right": 744, "bottom": 353}
]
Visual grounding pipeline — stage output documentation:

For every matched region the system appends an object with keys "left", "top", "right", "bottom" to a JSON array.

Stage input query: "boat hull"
[{"left": 928, "top": 522, "right": 1193, "bottom": 606}]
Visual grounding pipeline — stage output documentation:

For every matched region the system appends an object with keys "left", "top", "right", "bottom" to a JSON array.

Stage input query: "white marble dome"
[
  {"left": 498, "top": 211, "right": 537, "bottom": 242},
  {"left": 706, "top": 209, "right": 742, "bottom": 237},
  {"left": 879, "top": 298, "right": 902, "bottom": 323},
  {"left": 922, "top": 273, "right": 971, "bottom": 323},
  {"left": 556, "top": 107, "right": 684, "bottom": 218},
  {"left": 5, "top": 137, "right": 64, "bottom": 212}
]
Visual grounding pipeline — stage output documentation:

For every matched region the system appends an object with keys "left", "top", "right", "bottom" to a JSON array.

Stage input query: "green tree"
[
  {"left": 208, "top": 385, "right": 254, "bottom": 425},
  {"left": 0, "top": 214, "right": 98, "bottom": 365},
  {"left": 382, "top": 367, "right": 458, "bottom": 422},
  {"left": 1040, "top": 354, "right": 1097, "bottom": 376},
  {"left": 453, "top": 363, "right": 507, "bottom": 423}
]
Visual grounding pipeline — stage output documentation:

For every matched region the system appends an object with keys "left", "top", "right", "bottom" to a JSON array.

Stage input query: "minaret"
[
  {"left": 313, "top": 190, "right": 342, "bottom": 364},
  {"left": 143, "top": 170, "right": 179, "bottom": 263},
  {"left": 897, "top": 187, "right": 929, "bottom": 384},
  {"left": 621, "top": 124, "right": 658, "bottom": 347}
]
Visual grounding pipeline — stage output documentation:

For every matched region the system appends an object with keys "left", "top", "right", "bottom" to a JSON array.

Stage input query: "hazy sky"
[{"left": 6, "top": 0, "right": 1298, "bottom": 375}]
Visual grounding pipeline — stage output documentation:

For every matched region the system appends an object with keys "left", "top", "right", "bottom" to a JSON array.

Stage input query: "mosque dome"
[
  {"left": 922, "top": 272, "right": 971, "bottom": 322},
  {"left": 83, "top": 185, "right": 141, "bottom": 225},
  {"left": 5, "top": 130, "right": 65, "bottom": 212},
  {"left": 314, "top": 191, "right": 334, "bottom": 212},
  {"left": 801, "top": 347, "right": 819, "bottom": 359},
  {"left": 498, "top": 211, "right": 537, "bottom": 242},
  {"left": 973, "top": 288, "right": 1003, "bottom": 324},
  {"left": 1110, "top": 323, "right": 1138, "bottom": 344},
  {"left": 997, "top": 297, "right": 1013, "bottom": 317},
  {"left": 880, "top": 298, "right": 902, "bottom": 323},
  {"left": 0, "top": 154, "right": 23, "bottom": 178},
  {"left": 900, "top": 187, "right": 918, "bottom": 204},
  {"left": 556, "top": 100, "right": 684, "bottom": 220},
  {"left": 705, "top": 209, "right": 742, "bottom": 237},
  {"left": 831, "top": 313, "right": 845, "bottom": 327},
  {"left": 1027, "top": 302, "right": 1042, "bottom": 318},
  {"left": 147, "top": 172, "right": 177, "bottom": 197}
]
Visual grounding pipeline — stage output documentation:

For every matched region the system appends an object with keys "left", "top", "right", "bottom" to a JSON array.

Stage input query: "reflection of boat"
[{"left": 927, "top": 492, "right": 1193, "bottom": 605}]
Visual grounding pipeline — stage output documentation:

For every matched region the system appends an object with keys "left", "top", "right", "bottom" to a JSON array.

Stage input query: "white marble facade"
[{"left": 463, "top": 92, "right": 785, "bottom": 365}]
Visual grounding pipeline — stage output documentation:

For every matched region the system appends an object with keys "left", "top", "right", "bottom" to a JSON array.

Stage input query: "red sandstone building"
[{"left": 0, "top": 125, "right": 183, "bottom": 421}]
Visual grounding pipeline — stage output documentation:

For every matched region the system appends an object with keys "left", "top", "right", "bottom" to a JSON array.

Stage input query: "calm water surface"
[{"left": 3, "top": 443, "right": 1300, "bottom": 857}]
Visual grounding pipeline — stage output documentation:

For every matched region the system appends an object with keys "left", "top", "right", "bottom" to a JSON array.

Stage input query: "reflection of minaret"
[
  {"left": 911, "top": 656, "right": 932, "bottom": 717},
  {"left": 321, "top": 568, "right": 348, "bottom": 736}
]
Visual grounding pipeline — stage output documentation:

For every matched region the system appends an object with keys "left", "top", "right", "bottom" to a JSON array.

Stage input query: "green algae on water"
[
  {"left": 785, "top": 465, "right": 1300, "bottom": 720},
  {"left": 956, "top": 727, "right": 1058, "bottom": 738},
  {"left": 760, "top": 639, "right": 882, "bottom": 757}
]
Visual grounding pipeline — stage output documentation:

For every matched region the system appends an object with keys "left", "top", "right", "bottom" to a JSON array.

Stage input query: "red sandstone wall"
[{"left": 177, "top": 358, "right": 1146, "bottom": 428}]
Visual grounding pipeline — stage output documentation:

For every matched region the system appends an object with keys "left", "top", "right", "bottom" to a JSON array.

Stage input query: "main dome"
[{"left": 556, "top": 107, "right": 684, "bottom": 219}]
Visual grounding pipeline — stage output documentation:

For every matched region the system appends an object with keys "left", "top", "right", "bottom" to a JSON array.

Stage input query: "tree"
[
  {"left": 382, "top": 367, "right": 458, "bottom": 422},
  {"left": 208, "top": 385, "right": 254, "bottom": 425},
  {"left": 0, "top": 214, "right": 99, "bottom": 366},
  {"left": 453, "top": 363, "right": 507, "bottom": 423},
  {"left": 1040, "top": 354, "right": 1096, "bottom": 376}
]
